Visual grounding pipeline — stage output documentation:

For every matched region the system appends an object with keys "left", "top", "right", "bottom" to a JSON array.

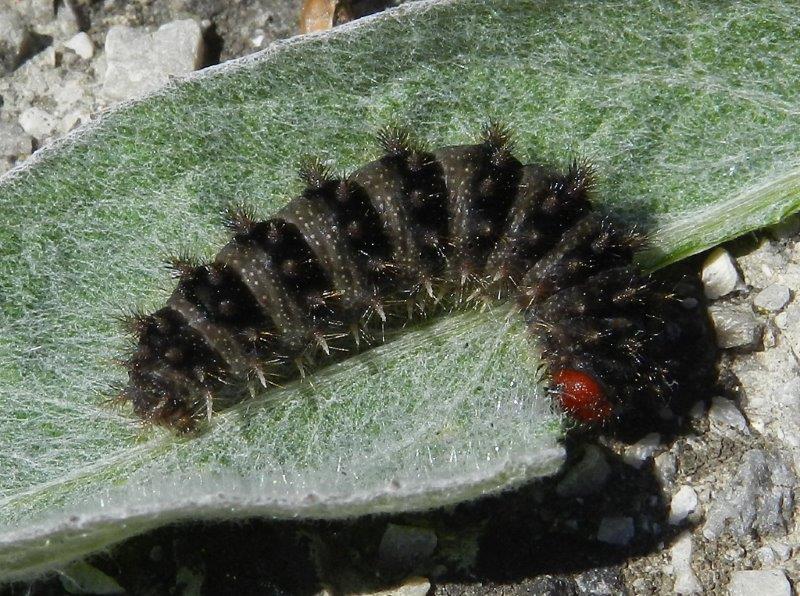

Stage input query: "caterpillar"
[{"left": 120, "top": 123, "right": 717, "bottom": 432}]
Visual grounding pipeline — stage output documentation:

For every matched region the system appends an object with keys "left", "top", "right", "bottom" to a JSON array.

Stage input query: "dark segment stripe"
[{"left": 123, "top": 127, "right": 716, "bottom": 431}]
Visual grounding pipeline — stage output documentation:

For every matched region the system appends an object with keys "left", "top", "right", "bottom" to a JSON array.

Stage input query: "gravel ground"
[{"left": 1, "top": 2, "right": 797, "bottom": 595}]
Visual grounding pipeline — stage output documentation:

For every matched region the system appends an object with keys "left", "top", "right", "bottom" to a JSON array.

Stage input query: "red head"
[{"left": 552, "top": 369, "right": 613, "bottom": 424}]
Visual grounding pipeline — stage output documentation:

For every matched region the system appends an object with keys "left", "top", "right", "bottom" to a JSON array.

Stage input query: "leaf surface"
[{"left": 1, "top": 0, "right": 799, "bottom": 580}]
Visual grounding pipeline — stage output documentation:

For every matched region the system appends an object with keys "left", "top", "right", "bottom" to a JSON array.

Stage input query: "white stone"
[
  {"left": 728, "top": 569, "right": 791, "bottom": 596},
  {"left": 708, "top": 396, "right": 749, "bottom": 434},
  {"left": 103, "top": 19, "right": 204, "bottom": 101},
  {"left": 597, "top": 516, "right": 634, "bottom": 546},
  {"left": 701, "top": 248, "right": 740, "bottom": 299},
  {"left": 358, "top": 577, "right": 431, "bottom": 596},
  {"left": 668, "top": 485, "right": 699, "bottom": 525},
  {"left": 64, "top": 32, "right": 94, "bottom": 60},
  {"left": 622, "top": 432, "right": 661, "bottom": 469},
  {"left": 19, "top": 106, "right": 56, "bottom": 139},
  {"left": 670, "top": 531, "right": 702, "bottom": 594}
]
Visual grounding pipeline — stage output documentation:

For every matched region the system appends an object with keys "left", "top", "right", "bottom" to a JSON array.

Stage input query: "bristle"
[
  {"left": 377, "top": 124, "right": 416, "bottom": 157},
  {"left": 481, "top": 119, "right": 512, "bottom": 150},
  {"left": 481, "top": 119, "right": 514, "bottom": 166},
  {"left": 222, "top": 203, "right": 258, "bottom": 234},
  {"left": 116, "top": 309, "right": 153, "bottom": 338},
  {"left": 298, "top": 157, "right": 334, "bottom": 190},
  {"left": 562, "top": 158, "right": 596, "bottom": 199},
  {"left": 165, "top": 253, "right": 200, "bottom": 279}
]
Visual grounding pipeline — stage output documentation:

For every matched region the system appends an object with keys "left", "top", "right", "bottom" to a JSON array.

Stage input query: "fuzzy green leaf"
[{"left": 2, "top": 0, "right": 799, "bottom": 581}]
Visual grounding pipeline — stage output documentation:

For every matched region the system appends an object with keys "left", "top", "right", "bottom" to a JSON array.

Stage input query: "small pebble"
[
  {"left": 103, "top": 19, "right": 204, "bottom": 100},
  {"left": 738, "top": 239, "right": 782, "bottom": 288},
  {"left": 556, "top": 445, "right": 610, "bottom": 497},
  {"left": 670, "top": 531, "right": 702, "bottom": 594},
  {"left": 378, "top": 524, "right": 437, "bottom": 579},
  {"left": 654, "top": 451, "right": 677, "bottom": 488},
  {"left": 728, "top": 569, "right": 791, "bottom": 596},
  {"left": 771, "top": 542, "right": 792, "bottom": 562},
  {"left": 359, "top": 577, "right": 431, "bottom": 596},
  {"left": 701, "top": 248, "right": 740, "bottom": 299},
  {"left": 597, "top": 516, "right": 634, "bottom": 546},
  {"left": 709, "top": 305, "right": 763, "bottom": 350},
  {"left": 19, "top": 106, "right": 56, "bottom": 139},
  {"left": 64, "top": 32, "right": 94, "bottom": 60},
  {"left": 753, "top": 284, "right": 791, "bottom": 312},
  {"left": 668, "top": 485, "right": 699, "bottom": 525},
  {"left": 708, "top": 396, "right": 749, "bottom": 434},
  {"left": 0, "top": 121, "right": 32, "bottom": 157},
  {"left": 622, "top": 432, "right": 661, "bottom": 469},
  {"left": 755, "top": 546, "right": 777, "bottom": 566},
  {"left": 688, "top": 400, "right": 706, "bottom": 420}
]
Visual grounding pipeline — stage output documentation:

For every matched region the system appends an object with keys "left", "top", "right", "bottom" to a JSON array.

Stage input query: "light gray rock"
[
  {"left": 709, "top": 304, "right": 763, "bottom": 350},
  {"left": 19, "top": 106, "right": 55, "bottom": 139},
  {"left": 622, "top": 432, "right": 661, "bottom": 469},
  {"left": 556, "top": 445, "right": 610, "bottom": 497},
  {"left": 13, "top": 0, "right": 53, "bottom": 26},
  {"left": 779, "top": 262, "right": 800, "bottom": 289},
  {"left": 775, "top": 299, "right": 800, "bottom": 337},
  {"left": 733, "top": 333, "right": 800, "bottom": 456},
  {"left": 53, "top": 79, "right": 85, "bottom": 108},
  {"left": 670, "top": 531, "right": 702, "bottom": 594},
  {"left": 654, "top": 451, "right": 677, "bottom": 488},
  {"left": 771, "top": 542, "right": 792, "bottom": 562},
  {"left": 708, "top": 396, "right": 749, "bottom": 435},
  {"left": 702, "top": 449, "right": 796, "bottom": 540},
  {"left": 668, "top": 485, "right": 699, "bottom": 525},
  {"left": 64, "top": 32, "right": 94, "bottom": 60},
  {"left": 755, "top": 546, "right": 778, "bottom": 566},
  {"left": 701, "top": 248, "right": 740, "bottom": 299},
  {"left": 378, "top": 524, "right": 437, "bottom": 578},
  {"left": 728, "top": 569, "right": 791, "bottom": 596},
  {"left": 738, "top": 238, "right": 784, "bottom": 289},
  {"left": 753, "top": 284, "right": 791, "bottom": 312},
  {"left": 597, "top": 516, "right": 634, "bottom": 546},
  {"left": 0, "top": 122, "right": 32, "bottom": 157},
  {"left": 359, "top": 577, "right": 431, "bottom": 596},
  {"left": 103, "top": 19, "right": 204, "bottom": 101}
]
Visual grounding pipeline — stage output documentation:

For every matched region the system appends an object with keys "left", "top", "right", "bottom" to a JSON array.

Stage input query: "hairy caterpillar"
[{"left": 120, "top": 124, "right": 717, "bottom": 432}]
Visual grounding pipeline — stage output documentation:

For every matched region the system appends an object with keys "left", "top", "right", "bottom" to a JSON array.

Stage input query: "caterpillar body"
[{"left": 121, "top": 124, "right": 716, "bottom": 432}]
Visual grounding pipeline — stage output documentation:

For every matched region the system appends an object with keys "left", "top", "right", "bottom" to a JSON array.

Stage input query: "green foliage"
[{"left": 1, "top": 0, "right": 799, "bottom": 581}]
